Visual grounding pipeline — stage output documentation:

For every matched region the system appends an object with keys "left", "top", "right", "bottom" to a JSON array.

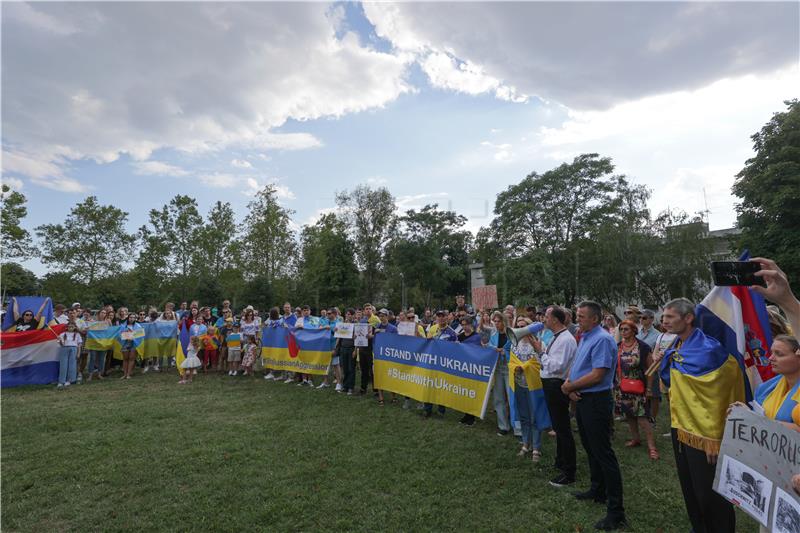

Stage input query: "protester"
[
  {"left": 11, "top": 296, "right": 50, "bottom": 331},
  {"left": 336, "top": 308, "right": 357, "bottom": 396},
  {"left": 636, "top": 310, "right": 659, "bottom": 349},
  {"left": 87, "top": 309, "right": 110, "bottom": 380},
  {"left": 424, "top": 309, "right": 458, "bottom": 417},
  {"left": 538, "top": 305, "right": 578, "bottom": 487},
  {"left": 226, "top": 322, "right": 242, "bottom": 376},
  {"left": 240, "top": 335, "right": 258, "bottom": 377},
  {"left": 615, "top": 320, "right": 658, "bottom": 459},
  {"left": 509, "top": 316, "right": 550, "bottom": 462},
  {"left": 562, "top": 300, "right": 627, "bottom": 531},
  {"left": 358, "top": 304, "right": 378, "bottom": 396},
  {"left": 120, "top": 314, "right": 142, "bottom": 380},
  {"left": 56, "top": 321, "right": 82, "bottom": 389},
  {"left": 489, "top": 311, "right": 513, "bottom": 435},
  {"left": 179, "top": 337, "right": 202, "bottom": 384},
  {"left": 373, "top": 308, "right": 398, "bottom": 405},
  {"left": 660, "top": 298, "right": 746, "bottom": 533}
]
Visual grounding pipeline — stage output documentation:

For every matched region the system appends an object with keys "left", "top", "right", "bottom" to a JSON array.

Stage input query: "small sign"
[
  {"left": 397, "top": 321, "right": 417, "bottom": 337},
  {"left": 472, "top": 285, "right": 498, "bottom": 311},
  {"left": 334, "top": 322, "right": 354, "bottom": 339},
  {"left": 354, "top": 324, "right": 370, "bottom": 347}
]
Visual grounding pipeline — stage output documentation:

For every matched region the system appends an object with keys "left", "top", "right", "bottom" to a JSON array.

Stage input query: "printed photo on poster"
[
  {"left": 718, "top": 455, "right": 773, "bottom": 526},
  {"left": 333, "top": 322, "right": 354, "bottom": 339},
  {"left": 773, "top": 487, "right": 800, "bottom": 533},
  {"left": 397, "top": 321, "right": 417, "bottom": 337},
  {"left": 353, "top": 324, "right": 370, "bottom": 347}
]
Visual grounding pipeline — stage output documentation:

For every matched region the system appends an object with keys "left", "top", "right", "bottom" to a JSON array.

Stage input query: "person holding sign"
[
  {"left": 335, "top": 309, "right": 358, "bottom": 396},
  {"left": 660, "top": 298, "right": 748, "bottom": 533},
  {"left": 424, "top": 310, "right": 458, "bottom": 417}
]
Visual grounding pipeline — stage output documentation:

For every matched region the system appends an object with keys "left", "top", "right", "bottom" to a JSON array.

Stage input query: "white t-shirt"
[{"left": 59, "top": 331, "right": 82, "bottom": 347}]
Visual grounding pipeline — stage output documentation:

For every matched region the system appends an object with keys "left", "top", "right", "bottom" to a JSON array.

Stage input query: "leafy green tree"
[
  {"left": 39, "top": 272, "right": 85, "bottom": 307},
  {"left": 242, "top": 185, "right": 297, "bottom": 282},
  {"left": 733, "top": 99, "right": 800, "bottom": 282},
  {"left": 35, "top": 196, "right": 135, "bottom": 285},
  {"left": 386, "top": 204, "right": 472, "bottom": 309},
  {"left": 1, "top": 184, "right": 36, "bottom": 260},
  {"left": 193, "top": 201, "right": 240, "bottom": 277},
  {"left": 1, "top": 262, "right": 40, "bottom": 296},
  {"left": 298, "top": 213, "right": 359, "bottom": 308},
  {"left": 335, "top": 185, "right": 396, "bottom": 302}
]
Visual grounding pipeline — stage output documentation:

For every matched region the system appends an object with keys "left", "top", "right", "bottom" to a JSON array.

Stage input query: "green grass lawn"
[{"left": 2, "top": 370, "right": 756, "bottom": 532}]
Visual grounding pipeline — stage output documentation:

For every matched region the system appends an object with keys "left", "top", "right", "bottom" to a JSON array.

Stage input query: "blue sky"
[{"left": 2, "top": 2, "right": 798, "bottom": 276}]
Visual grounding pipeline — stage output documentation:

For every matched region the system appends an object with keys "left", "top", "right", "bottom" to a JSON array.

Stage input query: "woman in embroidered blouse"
[{"left": 615, "top": 319, "right": 657, "bottom": 459}]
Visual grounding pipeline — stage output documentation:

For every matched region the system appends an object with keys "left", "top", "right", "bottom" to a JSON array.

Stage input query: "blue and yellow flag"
[
  {"left": 140, "top": 321, "right": 178, "bottom": 358},
  {"left": 661, "top": 328, "right": 750, "bottom": 453},
  {"left": 261, "top": 327, "right": 332, "bottom": 375},
  {"left": 175, "top": 321, "right": 189, "bottom": 375}
]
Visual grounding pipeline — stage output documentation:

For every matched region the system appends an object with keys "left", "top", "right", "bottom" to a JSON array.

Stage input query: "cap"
[
  {"left": 71, "top": 302, "right": 81, "bottom": 309},
  {"left": 378, "top": 308, "right": 389, "bottom": 316},
  {"left": 435, "top": 309, "right": 447, "bottom": 316},
  {"left": 245, "top": 305, "right": 254, "bottom": 311},
  {"left": 625, "top": 305, "right": 641, "bottom": 315},
  {"left": 232, "top": 321, "right": 240, "bottom": 327}
]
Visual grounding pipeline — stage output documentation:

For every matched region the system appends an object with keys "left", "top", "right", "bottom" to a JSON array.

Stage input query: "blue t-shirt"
[
  {"left": 568, "top": 325, "right": 616, "bottom": 392},
  {"left": 282, "top": 314, "right": 297, "bottom": 328}
]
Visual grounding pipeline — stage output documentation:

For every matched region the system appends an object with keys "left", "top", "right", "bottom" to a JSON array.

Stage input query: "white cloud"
[
  {"left": 271, "top": 183, "right": 296, "bottom": 201},
  {"left": 533, "top": 69, "right": 799, "bottom": 228},
  {"left": 31, "top": 176, "right": 89, "bottom": 193},
  {"left": 303, "top": 206, "right": 338, "bottom": 227},
  {"left": 198, "top": 173, "right": 239, "bottom": 189},
  {"left": 2, "top": 177, "right": 24, "bottom": 191},
  {"left": 365, "top": 2, "right": 798, "bottom": 110},
  {"left": 3, "top": 3, "right": 410, "bottom": 180},
  {"left": 366, "top": 176, "right": 388, "bottom": 185},
  {"left": 132, "top": 160, "right": 190, "bottom": 177},
  {"left": 1, "top": 148, "right": 90, "bottom": 192},
  {"left": 395, "top": 192, "right": 449, "bottom": 212},
  {"left": 480, "top": 141, "right": 514, "bottom": 162},
  {"left": 420, "top": 51, "right": 526, "bottom": 102},
  {"left": 231, "top": 158, "right": 253, "bottom": 169},
  {"left": 242, "top": 176, "right": 295, "bottom": 201}
]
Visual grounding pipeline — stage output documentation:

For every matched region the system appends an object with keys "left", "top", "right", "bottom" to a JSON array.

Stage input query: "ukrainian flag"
[
  {"left": 139, "top": 321, "right": 178, "bottom": 358},
  {"left": 175, "top": 321, "right": 189, "bottom": 375},
  {"left": 85, "top": 325, "right": 123, "bottom": 351},
  {"left": 661, "top": 328, "right": 749, "bottom": 454},
  {"left": 261, "top": 327, "right": 331, "bottom": 375},
  {"left": 508, "top": 350, "right": 552, "bottom": 432}
]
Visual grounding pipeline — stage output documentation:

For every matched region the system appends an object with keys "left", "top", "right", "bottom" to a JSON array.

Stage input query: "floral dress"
[
  {"left": 241, "top": 343, "right": 258, "bottom": 368},
  {"left": 614, "top": 340, "right": 652, "bottom": 420}
]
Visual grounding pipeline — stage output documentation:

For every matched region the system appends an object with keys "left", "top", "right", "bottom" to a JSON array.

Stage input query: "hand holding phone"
[{"left": 710, "top": 261, "right": 766, "bottom": 287}]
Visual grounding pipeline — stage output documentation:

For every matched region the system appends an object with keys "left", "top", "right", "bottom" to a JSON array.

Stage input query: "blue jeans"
[
  {"left": 59, "top": 346, "right": 78, "bottom": 385},
  {"left": 514, "top": 382, "right": 543, "bottom": 450},
  {"left": 492, "top": 362, "right": 511, "bottom": 431},
  {"left": 88, "top": 350, "right": 105, "bottom": 374}
]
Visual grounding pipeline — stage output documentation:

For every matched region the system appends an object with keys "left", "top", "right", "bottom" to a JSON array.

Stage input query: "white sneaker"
[
  {"left": 317, "top": 382, "right": 330, "bottom": 389},
  {"left": 296, "top": 381, "right": 305, "bottom": 386},
  {"left": 264, "top": 373, "right": 275, "bottom": 381},
  {"left": 64, "top": 382, "right": 71, "bottom": 388},
  {"left": 228, "top": 370, "right": 233, "bottom": 376},
  {"left": 284, "top": 377, "right": 294, "bottom": 384},
  {"left": 153, "top": 365, "right": 160, "bottom": 372},
  {"left": 335, "top": 384, "right": 343, "bottom": 392},
  {"left": 57, "top": 384, "right": 64, "bottom": 390},
  {"left": 143, "top": 366, "right": 150, "bottom": 373},
  {"left": 305, "top": 380, "right": 315, "bottom": 387}
]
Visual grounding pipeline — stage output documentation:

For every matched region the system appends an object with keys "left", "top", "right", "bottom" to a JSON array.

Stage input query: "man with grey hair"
[
  {"left": 659, "top": 297, "right": 746, "bottom": 533},
  {"left": 561, "top": 300, "right": 626, "bottom": 531}
]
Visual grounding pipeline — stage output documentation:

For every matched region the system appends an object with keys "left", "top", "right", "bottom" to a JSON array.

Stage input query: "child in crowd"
[
  {"left": 179, "top": 337, "right": 202, "bottom": 384},
  {"left": 240, "top": 335, "right": 258, "bottom": 376},
  {"left": 226, "top": 323, "right": 242, "bottom": 376},
  {"left": 56, "top": 321, "right": 82, "bottom": 389},
  {"left": 202, "top": 324, "right": 220, "bottom": 372}
]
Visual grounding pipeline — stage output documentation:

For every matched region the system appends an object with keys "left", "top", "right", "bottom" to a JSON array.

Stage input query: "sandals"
[
  {"left": 531, "top": 449, "right": 542, "bottom": 462},
  {"left": 624, "top": 439, "right": 641, "bottom": 448},
  {"left": 378, "top": 400, "right": 385, "bottom": 406},
  {"left": 517, "top": 446, "right": 530, "bottom": 457},
  {"left": 649, "top": 448, "right": 660, "bottom": 460}
]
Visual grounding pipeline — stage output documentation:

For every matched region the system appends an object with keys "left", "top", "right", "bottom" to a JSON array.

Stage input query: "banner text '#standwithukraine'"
[
  {"left": 385, "top": 367, "right": 477, "bottom": 398},
  {"left": 379, "top": 347, "right": 492, "bottom": 378}
]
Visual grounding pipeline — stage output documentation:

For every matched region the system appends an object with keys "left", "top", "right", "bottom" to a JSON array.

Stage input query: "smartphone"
[{"left": 710, "top": 261, "right": 766, "bottom": 287}]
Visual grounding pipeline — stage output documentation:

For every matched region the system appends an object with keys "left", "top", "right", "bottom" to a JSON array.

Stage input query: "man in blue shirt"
[
  {"left": 561, "top": 300, "right": 627, "bottom": 531},
  {"left": 424, "top": 310, "right": 458, "bottom": 417}
]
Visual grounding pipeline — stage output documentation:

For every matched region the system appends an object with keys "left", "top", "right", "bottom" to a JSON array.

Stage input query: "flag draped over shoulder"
[
  {"left": 175, "top": 321, "right": 189, "bottom": 375},
  {"left": 660, "top": 328, "right": 750, "bottom": 454},
  {"left": 694, "top": 251, "right": 774, "bottom": 393},
  {"left": 508, "top": 350, "right": 552, "bottom": 431}
]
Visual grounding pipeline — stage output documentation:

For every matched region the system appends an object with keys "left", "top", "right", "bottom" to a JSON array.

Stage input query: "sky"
[{"left": 2, "top": 1, "right": 798, "bottom": 276}]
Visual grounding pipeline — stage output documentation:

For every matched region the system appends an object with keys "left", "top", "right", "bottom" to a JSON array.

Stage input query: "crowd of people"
[{"left": 5, "top": 257, "right": 800, "bottom": 531}]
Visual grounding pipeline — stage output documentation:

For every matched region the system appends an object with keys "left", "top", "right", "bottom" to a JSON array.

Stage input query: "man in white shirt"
[{"left": 537, "top": 305, "right": 579, "bottom": 487}]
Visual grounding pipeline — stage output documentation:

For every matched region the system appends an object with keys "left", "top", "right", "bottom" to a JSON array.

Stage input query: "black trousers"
[
  {"left": 575, "top": 390, "right": 625, "bottom": 519},
  {"left": 339, "top": 345, "right": 356, "bottom": 391},
  {"left": 359, "top": 348, "right": 373, "bottom": 393},
  {"left": 543, "top": 378, "right": 577, "bottom": 478},
  {"left": 671, "top": 430, "right": 735, "bottom": 533}
]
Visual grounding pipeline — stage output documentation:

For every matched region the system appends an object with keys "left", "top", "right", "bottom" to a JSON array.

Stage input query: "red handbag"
[{"left": 618, "top": 348, "right": 645, "bottom": 395}]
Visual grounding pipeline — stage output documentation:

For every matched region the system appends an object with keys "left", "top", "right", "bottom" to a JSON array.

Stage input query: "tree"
[
  {"left": 733, "top": 99, "right": 800, "bottom": 282},
  {"left": 386, "top": 204, "right": 472, "bottom": 309},
  {"left": 0, "top": 262, "right": 39, "bottom": 296},
  {"left": 335, "top": 185, "right": 396, "bottom": 302},
  {"left": 35, "top": 196, "right": 135, "bottom": 284},
  {"left": 1, "top": 184, "right": 36, "bottom": 260},
  {"left": 193, "top": 201, "right": 240, "bottom": 277},
  {"left": 298, "top": 213, "right": 360, "bottom": 308},
  {"left": 242, "top": 185, "right": 297, "bottom": 281}
]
